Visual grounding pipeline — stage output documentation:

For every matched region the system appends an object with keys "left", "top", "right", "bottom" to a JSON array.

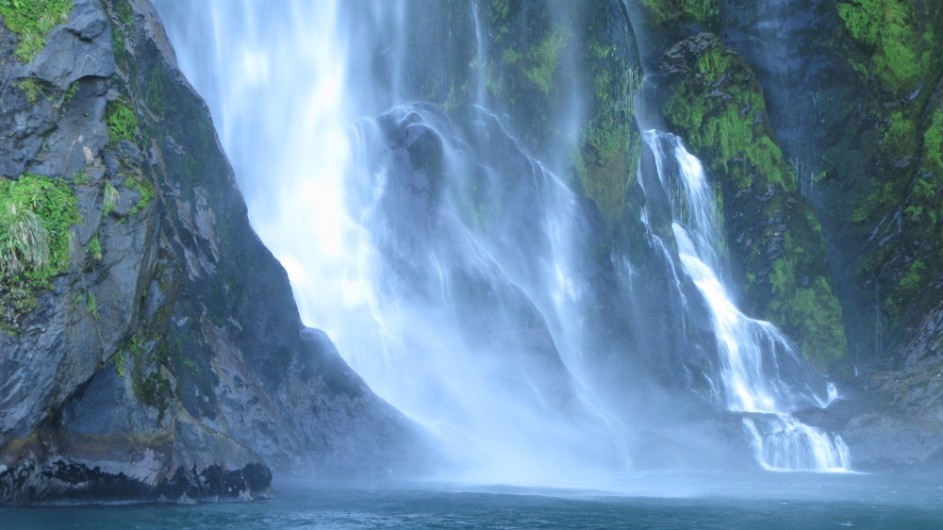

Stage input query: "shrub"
[{"left": 0, "top": 174, "right": 80, "bottom": 281}]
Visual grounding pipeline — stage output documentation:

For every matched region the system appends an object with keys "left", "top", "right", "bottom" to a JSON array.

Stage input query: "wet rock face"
[
  {"left": 654, "top": 32, "right": 846, "bottom": 371},
  {"left": 0, "top": 0, "right": 424, "bottom": 504},
  {"left": 0, "top": 458, "right": 272, "bottom": 504}
]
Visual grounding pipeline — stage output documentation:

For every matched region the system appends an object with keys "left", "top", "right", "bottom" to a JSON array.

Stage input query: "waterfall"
[
  {"left": 642, "top": 131, "right": 850, "bottom": 472},
  {"left": 153, "top": 0, "right": 632, "bottom": 485},
  {"left": 152, "top": 0, "right": 851, "bottom": 477}
]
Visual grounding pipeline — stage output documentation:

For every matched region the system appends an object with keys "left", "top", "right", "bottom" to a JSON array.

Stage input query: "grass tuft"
[{"left": 0, "top": 0, "right": 73, "bottom": 62}]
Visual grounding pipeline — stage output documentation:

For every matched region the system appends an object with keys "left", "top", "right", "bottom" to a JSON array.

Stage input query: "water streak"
[{"left": 642, "top": 130, "right": 850, "bottom": 471}]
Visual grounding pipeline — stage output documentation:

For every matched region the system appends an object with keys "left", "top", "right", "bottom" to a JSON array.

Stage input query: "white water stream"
[{"left": 643, "top": 131, "right": 850, "bottom": 471}]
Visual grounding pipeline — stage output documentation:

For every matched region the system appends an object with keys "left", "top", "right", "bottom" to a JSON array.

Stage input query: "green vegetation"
[
  {"left": 87, "top": 235, "right": 102, "bottom": 261},
  {"left": 18, "top": 78, "right": 42, "bottom": 102},
  {"left": 640, "top": 0, "right": 717, "bottom": 25},
  {"left": 837, "top": 0, "right": 935, "bottom": 93},
  {"left": 578, "top": 124, "right": 632, "bottom": 220},
  {"left": 86, "top": 291, "right": 99, "bottom": 320},
  {"left": 883, "top": 110, "right": 918, "bottom": 155},
  {"left": 768, "top": 258, "right": 847, "bottom": 368},
  {"left": 523, "top": 25, "right": 569, "bottom": 95},
  {"left": 574, "top": 34, "right": 642, "bottom": 222},
  {"left": 106, "top": 100, "right": 138, "bottom": 143},
  {"left": 665, "top": 45, "right": 792, "bottom": 191},
  {"left": 899, "top": 259, "right": 926, "bottom": 291},
  {"left": 103, "top": 181, "right": 119, "bottom": 216},
  {"left": 0, "top": 175, "right": 80, "bottom": 329},
  {"left": 0, "top": 174, "right": 79, "bottom": 281},
  {"left": 127, "top": 176, "right": 155, "bottom": 216},
  {"left": 0, "top": 0, "right": 73, "bottom": 62},
  {"left": 113, "top": 349, "right": 126, "bottom": 377},
  {"left": 489, "top": 0, "right": 509, "bottom": 25},
  {"left": 662, "top": 38, "right": 846, "bottom": 369},
  {"left": 65, "top": 81, "right": 79, "bottom": 102},
  {"left": 922, "top": 108, "right": 943, "bottom": 174},
  {"left": 121, "top": 333, "right": 172, "bottom": 418}
]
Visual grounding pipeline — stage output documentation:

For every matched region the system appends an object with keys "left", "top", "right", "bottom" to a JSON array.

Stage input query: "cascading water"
[
  {"left": 642, "top": 131, "right": 850, "bottom": 471},
  {"left": 153, "top": 0, "right": 630, "bottom": 485},
  {"left": 153, "top": 0, "right": 851, "bottom": 478}
]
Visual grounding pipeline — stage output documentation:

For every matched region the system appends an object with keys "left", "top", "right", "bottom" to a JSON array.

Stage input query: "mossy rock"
[
  {"left": 0, "top": 0, "right": 73, "bottom": 63},
  {"left": 657, "top": 33, "right": 847, "bottom": 371}
]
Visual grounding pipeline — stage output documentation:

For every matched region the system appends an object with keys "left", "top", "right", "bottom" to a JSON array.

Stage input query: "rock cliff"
[{"left": 0, "top": 0, "right": 424, "bottom": 504}]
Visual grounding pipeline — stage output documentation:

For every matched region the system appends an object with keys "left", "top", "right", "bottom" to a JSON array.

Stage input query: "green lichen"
[
  {"left": 922, "top": 108, "right": 943, "bottom": 174},
  {"left": 489, "top": 0, "right": 509, "bottom": 24},
  {"left": 0, "top": 0, "right": 73, "bottom": 62},
  {"left": 86, "top": 291, "right": 98, "bottom": 321},
  {"left": 106, "top": 100, "right": 138, "bottom": 144},
  {"left": 113, "top": 349, "right": 126, "bottom": 377},
  {"left": 65, "top": 81, "right": 79, "bottom": 102},
  {"left": 884, "top": 110, "right": 918, "bottom": 155}
]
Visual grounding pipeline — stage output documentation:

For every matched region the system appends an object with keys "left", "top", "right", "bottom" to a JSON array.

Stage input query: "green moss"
[
  {"left": 127, "top": 176, "right": 154, "bottom": 216},
  {"left": 114, "top": 0, "right": 132, "bottom": 25},
  {"left": 86, "top": 291, "right": 98, "bottom": 321},
  {"left": 837, "top": 0, "right": 935, "bottom": 93},
  {"left": 102, "top": 180, "right": 119, "bottom": 216},
  {"left": 113, "top": 349, "right": 126, "bottom": 377},
  {"left": 899, "top": 259, "right": 926, "bottom": 291},
  {"left": 640, "top": 0, "right": 717, "bottom": 25},
  {"left": 145, "top": 69, "right": 167, "bottom": 115},
  {"left": 17, "top": 78, "right": 42, "bottom": 103},
  {"left": 769, "top": 257, "right": 847, "bottom": 368},
  {"left": 106, "top": 100, "right": 138, "bottom": 144},
  {"left": 523, "top": 25, "right": 569, "bottom": 95},
  {"left": 922, "top": 108, "right": 943, "bottom": 174},
  {"left": 0, "top": 0, "right": 73, "bottom": 62},
  {"left": 86, "top": 234, "right": 102, "bottom": 261},
  {"left": 65, "top": 81, "right": 79, "bottom": 102},
  {"left": 120, "top": 333, "right": 172, "bottom": 418},
  {"left": 664, "top": 45, "right": 792, "bottom": 191},
  {"left": 884, "top": 110, "right": 918, "bottom": 155},
  {"left": 489, "top": 0, "right": 509, "bottom": 24},
  {"left": 579, "top": 124, "right": 631, "bottom": 220}
]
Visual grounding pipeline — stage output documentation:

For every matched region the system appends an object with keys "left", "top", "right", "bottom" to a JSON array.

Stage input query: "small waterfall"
[{"left": 642, "top": 130, "right": 850, "bottom": 471}]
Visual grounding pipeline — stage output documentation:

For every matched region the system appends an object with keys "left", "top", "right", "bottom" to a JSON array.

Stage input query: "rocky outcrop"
[{"left": 0, "top": 0, "right": 425, "bottom": 504}]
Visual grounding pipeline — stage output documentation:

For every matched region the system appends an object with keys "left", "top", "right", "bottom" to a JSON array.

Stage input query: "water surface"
[{"left": 5, "top": 473, "right": 942, "bottom": 529}]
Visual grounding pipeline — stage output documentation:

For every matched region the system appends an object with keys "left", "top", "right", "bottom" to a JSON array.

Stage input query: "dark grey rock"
[
  {"left": 0, "top": 0, "right": 428, "bottom": 505},
  {"left": 33, "top": 0, "right": 115, "bottom": 89}
]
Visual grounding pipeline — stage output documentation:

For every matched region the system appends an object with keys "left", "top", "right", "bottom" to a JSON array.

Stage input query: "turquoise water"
[{"left": 4, "top": 473, "right": 942, "bottom": 529}]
